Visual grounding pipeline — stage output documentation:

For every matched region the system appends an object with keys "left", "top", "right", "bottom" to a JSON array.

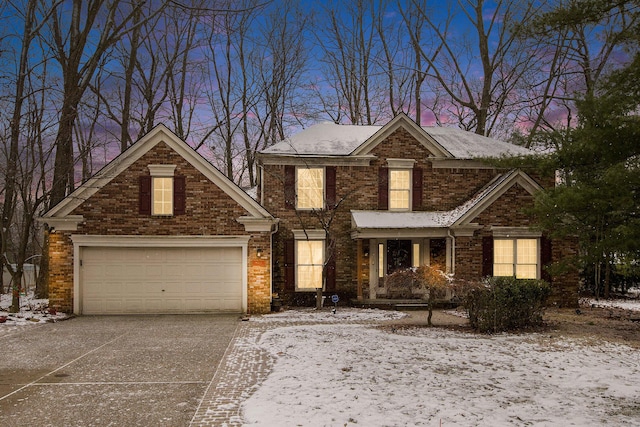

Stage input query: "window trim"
[
  {"left": 386, "top": 159, "right": 415, "bottom": 212},
  {"left": 148, "top": 164, "right": 176, "bottom": 216},
  {"left": 388, "top": 169, "right": 412, "bottom": 211},
  {"left": 293, "top": 229, "right": 326, "bottom": 291},
  {"left": 493, "top": 237, "right": 540, "bottom": 279}
]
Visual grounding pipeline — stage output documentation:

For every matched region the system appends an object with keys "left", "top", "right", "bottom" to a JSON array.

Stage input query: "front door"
[{"left": 386, "top": 240, "right": 412, "bottom": 274}]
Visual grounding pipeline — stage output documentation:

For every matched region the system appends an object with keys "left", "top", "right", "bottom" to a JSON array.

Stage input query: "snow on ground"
[
  {"left": 242, "top": 312, "right": 640, "bottom": 426},
  {"left": 0, "top": 292, "right": 69, "bottom": 332},
  {"left": 251, "top": 307, "right": 408, "bottom": 323},
  {"left": 588, "top": 297, "right": 640, "bottom": 312}
]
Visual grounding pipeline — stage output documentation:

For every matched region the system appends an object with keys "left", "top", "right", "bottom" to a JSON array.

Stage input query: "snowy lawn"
[{"left": 242, "top": 307, "right": 640, "bottom": 426}]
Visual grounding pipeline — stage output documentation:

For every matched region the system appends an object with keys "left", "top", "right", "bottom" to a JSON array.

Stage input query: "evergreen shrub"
[{"left": 465, "top": 276, "right": 551, "bottom": 333}]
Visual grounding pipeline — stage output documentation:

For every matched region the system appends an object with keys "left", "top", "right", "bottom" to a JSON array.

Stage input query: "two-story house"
[
  {"left": 42, "top": 115, "right": 577, "bottom": 316},
  {"left": 257, "top": 114, "right": 578, "bottom": 306}
]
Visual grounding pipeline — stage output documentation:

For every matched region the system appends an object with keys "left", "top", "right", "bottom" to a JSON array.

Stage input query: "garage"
[{"left": 80, "top": 245, "right": 244, "bottom": 314}]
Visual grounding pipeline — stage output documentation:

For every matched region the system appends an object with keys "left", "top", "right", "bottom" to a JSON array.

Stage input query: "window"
[
  {"left": 297, "top": 167, "right": 323, "bottom": 209},
  {"left": 296, "top": 240, "right": 324, "bottom": 290},
  {"left": 494, "top": 238, "right": 538, "bottom": 279},
  {"left": 153, "top": 177, "right": 173, "bottom": 215},
  {"left": 389, "top": 169, "right": 411, "bottom": 210},
  {"left": 140, "top": 164, "right": 185, "bottom": 216}
]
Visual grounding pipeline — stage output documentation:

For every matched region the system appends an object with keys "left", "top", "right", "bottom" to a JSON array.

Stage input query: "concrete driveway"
[{"left": 0, "top": 315, "right": 240, "bottom": 426}]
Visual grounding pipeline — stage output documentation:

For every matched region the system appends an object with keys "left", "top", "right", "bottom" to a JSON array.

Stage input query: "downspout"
[{"left": 447, "top": 228, "right": 456, "bottom": 275}]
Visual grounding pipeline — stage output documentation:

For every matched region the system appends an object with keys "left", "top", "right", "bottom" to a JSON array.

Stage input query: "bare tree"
[
  {"left": 1, "top": 0, "right": 58, "bottom": 309},
  {"left": 401, "top": 0, "right": 544, "bottom": 137},
  {"left": 519, "top": 0, "right": 639, "bottom": 147},
  {"left": 45, "top": 0, "right": 163, "bottom": 208},
  {"left": 315, "top": 0, "right": 388, "bottom": 125},
  {"left": 202, "top": 1, "right": 261, "bottom": 182}
]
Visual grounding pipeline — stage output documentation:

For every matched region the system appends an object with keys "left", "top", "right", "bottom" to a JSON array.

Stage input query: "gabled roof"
[
  {"left": 261, "top": 113, "right": 531, "bottom": 159},
  {"left": 44, "top": 124, "right": 273, "bottom": 220},
  {"left": 351, "top": 170, "right": 542, "bottom": 237}
]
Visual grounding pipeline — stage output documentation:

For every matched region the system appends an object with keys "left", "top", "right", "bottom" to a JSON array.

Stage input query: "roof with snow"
[
  {"left": 261, "top": 115, "right": 532, "bottom": 159},
  {"left": 351, "top": 170, "right": 543, "bottom": 238}
]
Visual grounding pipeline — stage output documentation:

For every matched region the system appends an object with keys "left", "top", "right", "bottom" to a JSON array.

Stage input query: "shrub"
[
  {"left": 465, "top": 276, "right": 551, "bottom": 333},
  {"left": 385, "top": 268, "right": 421, "bottom": 299}
]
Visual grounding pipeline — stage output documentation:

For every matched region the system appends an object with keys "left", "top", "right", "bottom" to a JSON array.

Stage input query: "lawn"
[{"left": 242, "top": 304, "right": 640, "bottom": 426}]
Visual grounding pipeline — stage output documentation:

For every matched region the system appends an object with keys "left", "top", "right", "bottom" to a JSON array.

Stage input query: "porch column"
[
  {"left": 356, "top": 239, "right": 363, "bottom": 301},
  {"left": 445, "top": 236, "right": 454, "bottom": 274},
  {"left": 369, "top": 239, "right": 379, "bottom": 299}
]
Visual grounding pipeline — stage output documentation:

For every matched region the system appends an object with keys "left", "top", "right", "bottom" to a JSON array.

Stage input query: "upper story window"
[
  {"left": 153, "top": 177, "right": 173, "bottom": 215},
  {"left": 149, "top": 165, "right": 176, "bottom": 216},
  {"left": 297, "top": 167, "right": 324, "bottom": 209},
  {"left": 379, "top": 159, "right": 421, "bottom": 211},
  {"left": 389, "top": 169, "right": 411, "bottom": 210},
  {"left": 140, "top": 165, "right": 185, "bottom": 216},
  {"left": 284, "top": 165, "right": 336, "bottom": 211}
]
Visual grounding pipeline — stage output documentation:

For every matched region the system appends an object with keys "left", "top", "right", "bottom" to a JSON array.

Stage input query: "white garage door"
[{"left": 81, "top": 246, "right": 243, "bottom": 314}]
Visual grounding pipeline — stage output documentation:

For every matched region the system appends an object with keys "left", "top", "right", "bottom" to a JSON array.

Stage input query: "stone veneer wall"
[{"left": 48, "top": 142, "right": 272, "bottom": 314}]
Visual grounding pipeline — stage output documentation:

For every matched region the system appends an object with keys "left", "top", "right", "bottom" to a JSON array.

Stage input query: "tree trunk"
[
  {"left": 49, "top": 101, "right": 78, "bottom": 208},
  {"left": 35, "top": 233, "right": 49, "bottom": 299}
]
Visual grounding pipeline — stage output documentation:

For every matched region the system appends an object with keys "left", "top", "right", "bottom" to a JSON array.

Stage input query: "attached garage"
[
  {"left": 41, "top": 125, "right": 276, "bottom": 315},
  {"left": 73, "top": 236, "right": 248, "bottom": 315}
]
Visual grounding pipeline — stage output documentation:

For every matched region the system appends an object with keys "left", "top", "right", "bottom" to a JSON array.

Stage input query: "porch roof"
[
  {"left": 350, "top": 210, "right": 454, "bottom": 238},
  {"left": 350, "top": 171, "right": 523, "bottom": 239}
]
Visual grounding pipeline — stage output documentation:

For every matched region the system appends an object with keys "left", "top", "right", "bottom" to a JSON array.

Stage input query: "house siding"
[{"left": 48, "top": 141, "right": 272, "bottom": 314}]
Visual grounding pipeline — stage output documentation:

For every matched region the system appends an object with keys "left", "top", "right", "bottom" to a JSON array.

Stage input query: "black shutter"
[
  {"left": 378, "top": 167, "right": 388, "bottom": 210},
  {"left": 326, "top": 166, "right": 336, "bottom": 210},
  {"left": 139, "top": 176, "right": 151, "bottom": 215},
  {"left": 482, "top": 236, "right": 494, "bottom": 277},
  {"left": 284, "top": 238, "right": 295, "bottom": 291},
  {"left": 173, "top": 176, "right": 186, "bottom": 215},
  {"left": 284, "top": 165, "right": 295, "bottom": 209},
  {"left": 541, "top": 236, "right": 553, "bottom": 283},
  {"left": 412, "top": 167, "right": 423, "bottom": 210}
]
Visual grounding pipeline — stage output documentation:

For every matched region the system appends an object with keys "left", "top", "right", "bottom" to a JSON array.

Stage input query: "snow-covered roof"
[
  {"left": 351, "top": 170, "right": 539, "bottom": 233},
  {"left": 261, "top": 118, "right": 532, "bottom": 159},
  {"left": 262, "top": 122, "right": 379, "bottom": 155},
  {"left": 423, "top": 127, "right": 530, "bottom": 158}
]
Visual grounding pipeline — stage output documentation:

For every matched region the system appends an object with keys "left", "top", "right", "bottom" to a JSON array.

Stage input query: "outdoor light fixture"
[{"left": 256, "top": 248, "right": 263, "bottom": 258}]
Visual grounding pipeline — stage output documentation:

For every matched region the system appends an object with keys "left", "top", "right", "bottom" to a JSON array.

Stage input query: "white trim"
[
  {"left": 236, "top": 216, "right": 279, "bottom": 232},
  {"left": 351, "top": 228, "right": 449, "bottom": 239},
  {"left": 258, "top": 155, "right": 374, "bottom": 167},
  {"left": 386, "top": 158, "right": 415, "bottom": 168},
  {"left": 71, "top": 235, "right": 250, "bottom": 314},
  {"left": 292, "top": 229, "right": 327, "bottom": 240},
  {"left": 71, "top": 235, "right": 250, "bottom": 246},
  {"left": 491, "top": 226, "right": 542, "bottom": 238},
  {"left": 148, "top": 164, "right": 176, "bottom": 176},
  {"left": 430, "top": 159, "right": 496, "bottom": 169},
  {"left": 39, "top": 215, "right": 84, "bottom": 231}
]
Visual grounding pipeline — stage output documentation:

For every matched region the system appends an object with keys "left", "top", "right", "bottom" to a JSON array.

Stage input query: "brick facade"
[
  {"left": 45, "top": 128, "right": 274, "bottom": 315},
  {"left": 260, "top": 121, "right": 579, "bottom": 307}
]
